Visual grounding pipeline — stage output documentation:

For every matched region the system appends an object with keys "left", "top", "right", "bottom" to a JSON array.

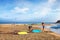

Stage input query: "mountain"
[{"left": 56, "top": 20, "right": 60, "bottom": 23}]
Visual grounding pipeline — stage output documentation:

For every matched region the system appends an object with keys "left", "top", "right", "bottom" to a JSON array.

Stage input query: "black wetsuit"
[
  {"left": 42, "top": 22, "right": 45, "bottom": 30},
  {"left": 28, "top": 26, "right": 32, "bottom": 30},
  {"left": 43, "top": 26, "right": 44, "bottom": 30}
]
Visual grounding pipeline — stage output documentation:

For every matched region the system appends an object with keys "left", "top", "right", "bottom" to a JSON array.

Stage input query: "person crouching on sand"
[
  {"left": 28, "top": 25, "right": 32, "bottom": 32},
  {"left": 42, "top": 22, "right": 45, "bottom": 32}
]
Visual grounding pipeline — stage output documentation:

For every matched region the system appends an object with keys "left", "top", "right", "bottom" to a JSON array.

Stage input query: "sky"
[{"left": 0, "top": 0, "right": 60, "bottom": 22}]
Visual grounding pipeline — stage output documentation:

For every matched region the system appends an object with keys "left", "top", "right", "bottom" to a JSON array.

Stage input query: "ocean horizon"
[{"left": 0, "top": 22, "right": 55, "bottom": 24}]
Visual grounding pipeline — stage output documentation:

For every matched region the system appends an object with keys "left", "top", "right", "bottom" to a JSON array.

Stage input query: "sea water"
[
  {"left": 40, "top": 23, "right": 60, "bottom": 34},
  {"left": 50, "top": 24, "right": 60, "bottom": 34}
]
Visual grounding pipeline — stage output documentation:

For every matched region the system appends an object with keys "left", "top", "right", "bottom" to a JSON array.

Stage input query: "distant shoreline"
[{"left": 0, "top": 22, "right": 55, "bottom": 24}]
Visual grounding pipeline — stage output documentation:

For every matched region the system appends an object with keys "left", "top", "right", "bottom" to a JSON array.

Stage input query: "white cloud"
[
  {"left": 0, "top": 13, "right": 13, "bottom": 20},
  {"left": 0, "top": 0, "right": 59, "bottom": 22},
  {"left": 31, "top": 0, "right": 56, "bottom": 19},
  {"left": 40, "top": 7, "right": 51, "bottom": 16},
  {"left": 48, "top": 0, "right": 56, "bottom": 3},
  {"left": 47, "top": 0, "right": 56, "bottom": 8},
  {"left": 7, "top": 0, "right": 57, "bottom": 21},
  {"left": 31, "top": 8, "right": 50, "bottom": 19},
  {"left": 53, "top": 13, "right": 60, "bottom": 22},
  {"left": 55, "top": 9, "right": 60, "bottom": 11},
  {"left": 52, "top": 6, "right": 60, "bottom": 21},
  {"left": 39, "top": 0, "right": 56, "bottom": 17},
  {"left": 11, "top": 7, "right": 29, "bottom": 14}
]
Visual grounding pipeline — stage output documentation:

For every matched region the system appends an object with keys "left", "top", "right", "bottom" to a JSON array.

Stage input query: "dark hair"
[{"left": 42, "top": 22, "right": 44, "bottom": 24}]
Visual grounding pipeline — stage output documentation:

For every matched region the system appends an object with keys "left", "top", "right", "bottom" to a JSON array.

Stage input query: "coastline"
[{"left": 0, "top": 24, "right": 60, "bottom": 40}]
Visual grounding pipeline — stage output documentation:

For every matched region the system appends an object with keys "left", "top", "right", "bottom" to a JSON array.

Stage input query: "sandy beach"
[{"left": 0, "top": 24, "right": 60, "bottom": 40}]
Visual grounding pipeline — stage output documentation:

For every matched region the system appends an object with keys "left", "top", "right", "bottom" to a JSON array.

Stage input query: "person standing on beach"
[{"left": 42, "top": 22, "right": 45, "bottom": 31}]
